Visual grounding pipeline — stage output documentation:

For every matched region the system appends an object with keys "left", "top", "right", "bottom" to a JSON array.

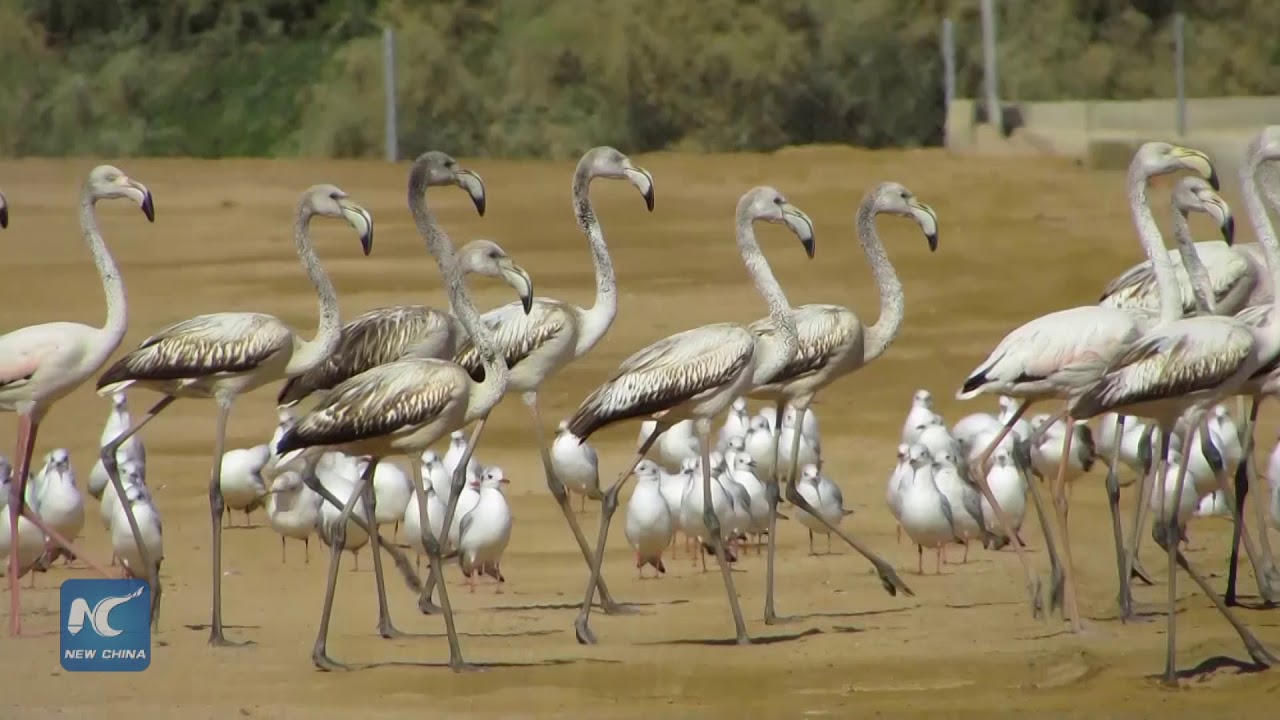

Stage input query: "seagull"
[
  {"left": 110, "top": 484, "right": 163, "bottom": 584},
  {"left": 457, "top": 467, "right": 512, "bottom": 593},
  {"left": 266, "top": 470, "right": 321, "bottom": 563},
  {"left": 87, "top": 393, "right": 146, "bottom": 501},
  {"left": 366, "top": 458, "right": 412, "bottom": 536},
  {"left": 727, "top": 452, "right": 771, "bottom": 549},
  {"left": 550, "top": 420, "right": 602, "bottom": 511},
  {"left": 887, "top": 443, "right": 911, "bottom": 543},
  {"left": 795, "top": 463, "right": 851, "bottom": 555},
  {"left": 902, "top": 389, "right": 937, "bottom": 444},
  {"left": 717, "top": 398, "right": 751, "bottom": 451},
  {"left": 897, "top": 445, "right": 960, "bottom": 574},
  {"left": 421, "top": 450, "right": 451, "bottom": 503},
  {"left": 443, "top": 430, "right": 482, "bottom": 487},
  {"left": 625, "top": 462, "right": 675, "bottom": 578},
  {"left": 100, "top": 459, "right": 146, "bottom": 537},
  {"left": 982, "top": 446, "right": 1028, "bottom": 550},
  {"left": 33, "top": 449, "right": 84, "bottom": 566},
  {"left": 217, "top": 445, "right": 270, "bottom": 527},
  {"left": 639, "top": 419, "right": 700, "bottom": 471},
  {"left": 930, "top": 450, "right": 987, "bottom": 562}
]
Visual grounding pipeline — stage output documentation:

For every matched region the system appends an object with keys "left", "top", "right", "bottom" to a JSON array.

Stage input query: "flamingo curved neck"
[
  {"left": 80, "top": 192, "right": 128, "bottom": 367},
  {"left": 856, "top": 202, "right": 904, "bottom": 362},
  {"left": 407, "top": 171, "right": 509, "bottom": 418},
  {"left": 1241, "top": 147, "right": 1280, "bottom": 312},
  {"left": 1169, "top": 206, "right": 1215, "bottom": 314},
  {"left": 1127, "top": 164, "right": 1182, "bottom": 324},
  {"left": 284, "top": 206, "right": 342, "bottom": 376},
  {"left": 571, "top": 167, "right": 618, "bottom": 356},
  {"left": 736, "top": 206, "right": 796, "bottom": 381}
]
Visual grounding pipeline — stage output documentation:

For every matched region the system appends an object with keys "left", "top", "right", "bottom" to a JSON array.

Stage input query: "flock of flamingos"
[{"left": 2, "top": 129, "right": 1280, "bottom": 685}]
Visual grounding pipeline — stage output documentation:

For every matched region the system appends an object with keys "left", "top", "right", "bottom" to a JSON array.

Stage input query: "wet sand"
[{"left": 1, "top": 147, "right": 1278, "bottom": 718}]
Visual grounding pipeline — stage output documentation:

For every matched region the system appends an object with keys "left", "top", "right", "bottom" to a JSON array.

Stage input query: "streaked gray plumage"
[
  {"left": 567, "top": 325, "right": 754, "bottom": 440},
  {"left": 1069, "top": 317, "right": 1255, "bottom": 421},
  {"left": 99, "top": 313, "right": 292, "bottom": 394},
  {"left": 454, "top": 301, "right": 569, "bottom": 382},
  {"left": 278, "top": 306, "right": 456, "bottom": 405},
  {"left": 751, "top": 304, "right": 852, "bottom": 387},
  {"left": 277, "top": 359, "right": 466, "bottom": 454}
]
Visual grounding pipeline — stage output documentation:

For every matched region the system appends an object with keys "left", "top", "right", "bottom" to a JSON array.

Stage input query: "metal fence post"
[
  {"left": 980, "top": 0, "right": 1003, "bottom": 135},
  {"left": 941, "top": 18, "right": 956, "bottom": 109},
  {"left": 383, "top": 27, "right": 399, "bottom": 162},
  {"left": 1174, "top": 13, "right": 1187, "bottom": 137}
]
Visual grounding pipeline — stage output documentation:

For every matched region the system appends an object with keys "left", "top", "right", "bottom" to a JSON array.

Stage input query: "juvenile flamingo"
[{"left": 95, "top": 184, "right": 373, "bottom": 646}]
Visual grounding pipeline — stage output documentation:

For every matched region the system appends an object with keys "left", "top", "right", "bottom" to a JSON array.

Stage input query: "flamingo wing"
[
  {"left": 98, "top": 313, "right": 290, "bottom": 389},
  {"left": 567, "top": 324, "right": 753, "bottom": 439},
  {"left": 453, "top": 300, "right": 568, "bottom": 381}
]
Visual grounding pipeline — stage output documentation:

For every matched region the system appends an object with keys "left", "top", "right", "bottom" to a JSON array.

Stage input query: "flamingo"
[
  {"left": 266, "top": 152, "right": 520, "bottom": 672},
  {"left": 423, "top": 147, "right": 655, "bottom": 616},
  {"left": 2, "top": 165, "right": 153, "bottom": 636},
  {"left": 956, "top": 142, "right": 1220, "bottom": 629},
  {"left": 566, "top": 186, "right": 814, "bottom": 646},
  {"left": 94, "top": 184, "right": 373, "bottom": 646},
  {"left": 747, "top": 182, "right": 934, "bottom": 622},
  {"left": 1066, "top": 132, "right": 1280, "bottom": 684}
]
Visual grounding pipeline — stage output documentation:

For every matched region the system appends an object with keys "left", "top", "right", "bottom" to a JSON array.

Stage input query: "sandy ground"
[{"left": 1, "top": 147, "right": 1279, "bottom": 718}]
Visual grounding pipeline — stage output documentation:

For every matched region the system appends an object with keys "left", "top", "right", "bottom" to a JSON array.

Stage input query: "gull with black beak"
[
  {"left": 93, "top": 183, "right": 374, "bottom": 646},
  {"left": 1, "top": 164, "right": 154, "bottom": 637}
]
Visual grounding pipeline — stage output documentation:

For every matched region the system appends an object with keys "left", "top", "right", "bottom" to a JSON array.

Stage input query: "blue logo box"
[{"left": 59, "top": 578, "right": 151, "bottom": 672}]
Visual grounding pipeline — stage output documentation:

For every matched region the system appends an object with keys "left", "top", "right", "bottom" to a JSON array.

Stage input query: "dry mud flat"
[{"left": 1, "top": 148, "right": 1278, "bottom": 718}]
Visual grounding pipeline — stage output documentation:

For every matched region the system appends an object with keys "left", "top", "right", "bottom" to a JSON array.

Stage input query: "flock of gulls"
[{"left": 2, "top": 129, "right": 1280, "bottom": 685}]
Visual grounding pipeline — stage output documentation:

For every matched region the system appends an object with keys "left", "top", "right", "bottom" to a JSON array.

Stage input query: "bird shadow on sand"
[
  {"left": 637, "top": 627, "right": 822, "bottom": 647},
  {"left": 1168, "top": 655, "right": 1271, "bottom": 682},
  {"left": 1224, "top": 597, "right": 1280, "bottom": 612},
  {"left": 386, "top": 628, "right": 564, "bottom": 640},
  {"left": 183, "top": 623, "right": 262, "bottom": 633},
  {"left": 944, "top": 599, "right": 1024, "bottom": 610},
  {"left": 784, "top": 606, "right": 914, "bottom": 622},
  {"left": 486, "top": 599, "right": 689, "bottom": 613},
  {"left": 349, "top": 657, "right": 608, "bottom": 672}
]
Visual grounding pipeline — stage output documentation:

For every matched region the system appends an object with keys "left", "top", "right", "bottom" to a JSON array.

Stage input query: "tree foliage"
[{"left": 2, "top": 0, "right": 1277, "bottom": 158}]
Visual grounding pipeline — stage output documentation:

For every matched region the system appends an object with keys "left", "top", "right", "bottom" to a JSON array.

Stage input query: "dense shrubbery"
[{"left": 2, "top": 0, "right": 1277, "bottom": 158}]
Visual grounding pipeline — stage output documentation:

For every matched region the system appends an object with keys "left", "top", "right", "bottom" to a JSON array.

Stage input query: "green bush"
[{"left": 3, "top": 0, "right": 1278, "bottom": 158}]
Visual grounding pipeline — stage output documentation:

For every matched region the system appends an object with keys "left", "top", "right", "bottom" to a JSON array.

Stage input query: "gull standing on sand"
[
  {"left": 457, "top": 467, "right": 513, "bottom": 593},
  {"left": 33, "top": 449, "right": 84, "bottom": 565},
  {"left": 551, "top": 420, "right": 602, "bottom": 510},
  {"left": 902, "top": 390, "right": 936, "bottom": 444},
  {"left": 982, "top": 447, "right": 1028, "bottom": 549},
  {"left": 444, "top": 430, "right": 482, "bottom": 486},
  {"left": 88, "top": 393, "right": 146, "bottom": 501},
  {"left": 897, "top": 445, "right": 958, "bottom": 574},
  {"left": 930, "top": 450, "right": 986, "bottom": 561},
  {"left": 218, "top": 445, "right": 271, "bottom": 527},
  {"left": 110, "top": 484, "right": 163, "bottom": 586},
  {"left": 795, "top": 463, "right": 851, "bottom": 555},
  {"left": 625, "top": 461, "right": 675, "bottom": 577},
  {"left": 267, "top": 470, "right": 321, "bottom": 563}
]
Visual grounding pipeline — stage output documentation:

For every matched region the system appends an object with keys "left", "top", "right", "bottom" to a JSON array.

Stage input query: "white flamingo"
[
  {"left": 956, "top": 142, "right": 1220, "bottom": 629},
  {"left": 1066, "top": 133, "right": 1280, "bottom": 682},
  {"left": 0, "top": 165, "right": 153, "bottom": 635}
]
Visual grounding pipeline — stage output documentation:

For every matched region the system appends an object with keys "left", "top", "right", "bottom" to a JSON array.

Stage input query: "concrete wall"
[{"left": 946, "top": 96, "right": 1280, "bottom": 174}]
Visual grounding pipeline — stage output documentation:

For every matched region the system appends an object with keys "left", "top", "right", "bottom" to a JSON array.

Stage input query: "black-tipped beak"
[
  {"left": 458, "top": 170, "right": 486, "bottom": 217},
  {"left": 1207, "top": 169, "right": 1221, "bottom": 191},
  {"left": 140, "top": 191, "right": 155, "bottom": 223},
  {"left": 801, "top": 236, "right": 816, "bottom": 259},
  {"left": 1222, "top": 214, "right": 1235, "bottom": 245},
  {"left": 642, "top": 185, "right": 655, "bottom": 212},
  {"left": 360, "top": 228, "right": 374, "bottom": 256},
  {"left": 926, "top": 232, "right": 938, "bottom": 252},
  {"left": 0, "top": 205, "right": 7, "bottom": 229},
  {"left": 521, "top": 289, "right": 534, "bottom": 314}
]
